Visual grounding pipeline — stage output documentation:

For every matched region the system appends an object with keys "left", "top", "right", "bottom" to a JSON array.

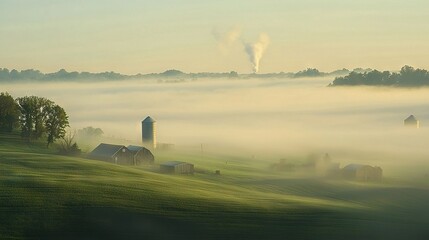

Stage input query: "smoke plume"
[
  {"left": 212, "top": 28, "right": 270, "bottom": 73},
  {"left": 244, "top": 33, "right": 270, "bottom": 73}
]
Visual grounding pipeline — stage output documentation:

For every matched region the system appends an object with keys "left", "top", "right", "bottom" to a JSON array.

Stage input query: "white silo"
[{"left": 142, "top": 116, "right": 156, "bottom": 149}]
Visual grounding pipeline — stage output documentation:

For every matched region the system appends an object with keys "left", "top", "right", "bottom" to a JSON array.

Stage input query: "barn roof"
[
  {"left": 142, "top": 116, "right": 156, "bottom": 123},
  {"left": 127, "top": 145, "right": 151, "bottom": 153},
  {"left": 161, "top": 161, "right": 190, "bottom": 167},
  {"left": 127, "top": 145, "right": 144, "bottom": 152},
  {"left": 90, "top": 143, "right": 126, "bottom": 158},
  {"left": 343, "top": 164, "right": 367, "bottom": 171},
  {"left": 405, "top": 115, "right": 417, "bottom": 121}
]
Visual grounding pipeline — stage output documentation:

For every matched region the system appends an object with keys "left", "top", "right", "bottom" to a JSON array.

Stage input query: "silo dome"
[{"left": 143, "top": 116, "right": 156, "bottom": 123}]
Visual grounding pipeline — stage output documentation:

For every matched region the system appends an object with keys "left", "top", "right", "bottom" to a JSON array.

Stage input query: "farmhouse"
[
  {"left": 404, "top": 115, "right": 419, "bottom": 128},
  {"left": 89, "top": 143, "right": 134, "bottom": 165},
  {"left": 342, "top": 164, "right": 382, "bottom": 181},
  {"left": 160, "top": 161, "right": 194, "bottom": 174},
  {"left": 127, "top": 145, "right": 155, "bottom": 165}
]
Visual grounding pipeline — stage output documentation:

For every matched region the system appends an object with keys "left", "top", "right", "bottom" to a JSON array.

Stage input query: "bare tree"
[{"left": 59, "top": 130, "right": 81, "bottom": 156}]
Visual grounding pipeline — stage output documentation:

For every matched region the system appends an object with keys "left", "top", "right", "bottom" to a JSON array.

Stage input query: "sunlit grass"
[{"left": 1, "top": 132, "right": 429, "bottom": 239}]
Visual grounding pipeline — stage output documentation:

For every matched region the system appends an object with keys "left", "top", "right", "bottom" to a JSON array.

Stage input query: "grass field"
[{"left": 1, "top": 133, "right": 429, "bottom": 239}]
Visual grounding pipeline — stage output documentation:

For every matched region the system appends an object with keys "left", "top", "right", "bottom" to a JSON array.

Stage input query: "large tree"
[
  {"left": 16, "top": 96, "right": 53, "bottom": 141},
  {"left": 0, "top": 92, "right": 20, "bottom": 132},
  {"left": 45, "top": 104, "right": 69, "bottom": 147}
]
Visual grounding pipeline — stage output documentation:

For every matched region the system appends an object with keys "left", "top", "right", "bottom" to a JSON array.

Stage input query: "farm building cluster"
[
  {"left": 87, "top": 116, "right": 194, "bottom": 174},
  {"left": 272, "top": 153, "right": 383, "bottom": 182},
  {"left": 88, "top": 143, "right": 194, "bottom": 174},
  {"left": 89, "top": 143, "right": 154, "bottom": 165}
]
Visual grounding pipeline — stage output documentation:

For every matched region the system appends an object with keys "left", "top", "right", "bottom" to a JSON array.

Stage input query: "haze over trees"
[
  {"left": 0, "top": 67, "right": 354, "bottom": 82},
  {"left": 331, "top": 66, "right": 429, "bottom": 87},
  {"left": 0, "top": 93, "right": 69, "bottom": 147},
  {"left": 77, "top": 126, "right": 104, "bottom": 139},
  {"left": 293, "top": 68, "right": 325, "bottom": 78}
]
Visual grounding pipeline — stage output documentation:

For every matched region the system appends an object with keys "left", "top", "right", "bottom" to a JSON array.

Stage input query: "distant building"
[
  {"left": 127, "top": 145, "right": 155, "bottom": 165},
  {"left": 404, "top": 115, "right": 419, "bottom": 128},
  {"left": 142, "top": 116, "right": 156, "bottom": 149},
  {"left": 89, "top": 143, "right": 134, "bottom": 165},
  {"left": 342, "top": 164, "right": 382, "bottom": 181},
  {"left": 160, "top": 161, "right": 194, "bottom": 174}
]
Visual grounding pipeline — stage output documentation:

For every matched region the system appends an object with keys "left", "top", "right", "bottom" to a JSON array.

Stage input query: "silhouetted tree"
[
  {"left": 10, "top": 69, "right": 19, "bottom": 79},
  {"left": 45, "top": 104, "right": 69, "bottom": 147},
  {"left": 331, "top": 66, "right": 429, "bottom": 87},
  {"left": 294, "top": 68, "right": 325, "bottom": 78},
  {"left": 0, "top": 92, "right": 20, "bottom": 132},
  {"left": 0, "top": 68, "right": 10, "bottom": 80},
  {"left": 59, "top": 131, "right": 81, "bottom": 156},
  {"left": 16, "top": 96, "right": 53, "bottom": 141}
]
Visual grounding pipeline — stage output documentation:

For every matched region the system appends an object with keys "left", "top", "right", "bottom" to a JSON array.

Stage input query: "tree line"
[
  {"left": 0, "top": 68, "right": 130, "bottom": 81},
  {"left": 0, "top": 92, "right": 69, "bottom": 147},
  {"left": 1, "top": 67, "right": 367, "bottom": 82},
  {"left": 330, "top": 66, "right": 429, "bottom": 87}
]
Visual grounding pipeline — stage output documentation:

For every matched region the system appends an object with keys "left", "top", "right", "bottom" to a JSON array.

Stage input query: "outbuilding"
[
  {"left": 160, "top": 161, "right": 194, "bottom": 174},
  {"left": 127, "top": 145, "right": 155, "bottom": 165},
  {"left": 342, "top": 164, "right": 382, "bottom": 181},
  {"left": 89, "top": 143, "right": 134, "bottom": 165},
  {"left": 404, "top": 115, "right": 419, "bottom": 128}
]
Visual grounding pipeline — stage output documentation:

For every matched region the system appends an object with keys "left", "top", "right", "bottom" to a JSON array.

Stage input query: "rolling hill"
[{"left": 1, "top": 133, "right": 428, "bottom": 239}]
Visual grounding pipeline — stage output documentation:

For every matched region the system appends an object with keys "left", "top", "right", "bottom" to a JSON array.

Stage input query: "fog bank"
[{"left": 4, "top": 77, "right": 429, "bottom": 164}]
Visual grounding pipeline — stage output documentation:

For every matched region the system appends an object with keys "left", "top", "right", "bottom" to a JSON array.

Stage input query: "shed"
[
  {"left": 342, "top": 164, "right": 382, "bottom": 181},
  {"left": 404, "top": 115, "right": 419, "bottom": 128},
  {"left": 160, "top": 161, "right": 194, "bottom": 174},
  {"left": 89, "top": 143, "right": 134, "bottom": 165},
  {"left": 127, "top": 145, "right": 155, "bottom": 165}
]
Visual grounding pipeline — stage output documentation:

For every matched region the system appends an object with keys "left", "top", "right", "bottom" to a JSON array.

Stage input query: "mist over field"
[
  {"left": 4, "top": 77, "right": 429, "bottom": 172},
  {"left": 3, "top": 1, "right": 429, "bottom": 238}
]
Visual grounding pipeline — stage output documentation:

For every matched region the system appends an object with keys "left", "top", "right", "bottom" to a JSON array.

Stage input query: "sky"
[{"left": 1, "top": 0, "right": 429, "bottom": 74}]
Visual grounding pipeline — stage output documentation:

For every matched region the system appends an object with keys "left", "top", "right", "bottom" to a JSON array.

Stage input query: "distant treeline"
[
  {"left": 0, "top": 68, "right": 132, "bottom": 81},
  {"left": 0, "top": 67, "right": 370, "bottom": 81},
  {"left": 330, "top": 66, "right": 429, "bottom": 87}
]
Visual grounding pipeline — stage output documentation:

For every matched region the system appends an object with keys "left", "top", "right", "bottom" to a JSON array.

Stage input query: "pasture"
[{"left": 1, "top": 133, "right": 428, "bottom": 239}]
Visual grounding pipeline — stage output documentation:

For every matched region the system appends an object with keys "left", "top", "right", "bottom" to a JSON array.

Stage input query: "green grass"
[{"left": 1, "top": 133, "right": 429, "bottom": 239}]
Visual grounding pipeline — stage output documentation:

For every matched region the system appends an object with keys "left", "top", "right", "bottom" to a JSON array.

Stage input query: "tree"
[
  {"left": 77, "top": 126, "right": 104, "bottom": 138},
  {"left": 16, "top": 96, "right": 53, "bottom": 141},
  {"left": 45, "top": 104, "right": 69, "bottom": 147},
  {"left": 331, "top": 66, "right": 429, "bottom": 87},
  {"left": 34, "top": 97, "right": 53, "bottom": 139},
  {"left": 0, "top": 92, "right": 20, "bottom": 132},
  {"left": 59, "top": 130, "right": 81, "bottom": 156},
  {"left": 16, "top": 96, "right": 35, "bottom": 140}
]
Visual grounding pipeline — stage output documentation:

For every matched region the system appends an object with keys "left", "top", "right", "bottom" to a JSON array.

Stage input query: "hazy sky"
[{"left": 1, "top": 0, "right": 429, "bottom": 74}]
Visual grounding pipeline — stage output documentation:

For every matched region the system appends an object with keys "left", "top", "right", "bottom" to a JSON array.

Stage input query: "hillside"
[{"left": 1, "top": 133, "right": 429, "bottom": 239}]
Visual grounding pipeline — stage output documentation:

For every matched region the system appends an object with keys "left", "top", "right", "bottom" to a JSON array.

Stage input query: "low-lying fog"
[{"left": 4, "top": 77, "right": 429, "bottom": 172}]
